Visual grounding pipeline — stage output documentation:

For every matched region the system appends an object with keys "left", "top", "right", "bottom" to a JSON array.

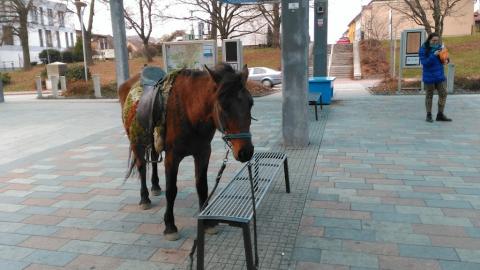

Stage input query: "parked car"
[
  {"left": 336, "top": 37, "right": 350, "bottom": 44},
  {"left": 248, "top": 67, "right": 282, "bottom": 88}
]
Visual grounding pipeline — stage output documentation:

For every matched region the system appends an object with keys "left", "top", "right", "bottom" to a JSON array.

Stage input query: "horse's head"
[{"left": 206, "top": 63, "right": 254, "bottom": 162}]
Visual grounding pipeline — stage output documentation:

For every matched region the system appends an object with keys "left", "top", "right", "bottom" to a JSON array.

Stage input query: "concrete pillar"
[
  {"left": 60, "top": 76, "right": 67, "bottom": 92},
  {"left": 447, "top": 63, "right": 455, "bottom": 94},
  {"left": 281, "top": 0, "right": 309, "bottom": 147},
  {"left": 109, "top": 0, "right": 130, "bottom": 87},
  {"left": 35, "top": 76, "right": 42, "bottom": 98},
  {"left": 0, "top": 79, "right": 4, "bottom": 103},
  {"left": 93, "top": 74, "right": 102, "bottom": 98},
  {"left": 51, "top": 75, "right": 58, "bottom": 98},
  {"left": 313, "top": 0, "right": 328, "bottom": 77}
]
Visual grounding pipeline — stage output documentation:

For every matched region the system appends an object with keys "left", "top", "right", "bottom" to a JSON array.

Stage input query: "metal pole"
[
  {"left": 313, "top": 0, "right": 328, "bottom": 77},
  {"left": 281, "top": 0, "right": 309, "bottom": 146},
  {"left": 447, "top": 63, "right": 455, "bottom": 94},
  {"left": 0, "top": 79, "right": 4, "bottom": 103},
  {"left": 389, "top": 9, "right": 395, "bottom": 77},
  {"left": 78, "top": 7, "right": 88, "bottom": 81},
  {"left": 35, "top": 76, "right": 42, "bottom": 98},
  {"left": 109, "top": 0, "right": 130, "bottom": 86}
]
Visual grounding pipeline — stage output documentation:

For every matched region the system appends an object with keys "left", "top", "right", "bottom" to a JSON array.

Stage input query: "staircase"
[{"left": 329, "top": 44, "right": 353, "bottom": 79}]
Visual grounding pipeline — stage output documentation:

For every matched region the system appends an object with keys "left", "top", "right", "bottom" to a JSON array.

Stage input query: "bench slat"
[{"left": 198, "top": 152, "right": 287, "bottom": 223}]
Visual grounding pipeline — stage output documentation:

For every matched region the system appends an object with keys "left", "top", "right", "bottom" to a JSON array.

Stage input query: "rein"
[{"left": 213, "top": 103, "right": 252, "bottom": 147}]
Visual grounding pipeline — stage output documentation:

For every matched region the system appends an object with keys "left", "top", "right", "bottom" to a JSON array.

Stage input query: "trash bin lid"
[{"left": 309, "top": 76, "right": 336, "bottom": 82}]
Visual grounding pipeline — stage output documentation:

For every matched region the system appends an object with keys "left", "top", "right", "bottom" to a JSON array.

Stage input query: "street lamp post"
[{"left": 74, "top": 0, "right": 88, "bottom": 82}]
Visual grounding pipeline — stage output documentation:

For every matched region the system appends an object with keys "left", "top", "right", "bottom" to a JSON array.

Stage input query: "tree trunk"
[
  {"left": 143, "top": 40, "right": 153, "bottom": 62},
  {"left": 19, "top": 12, "right": 31, "bottom": 70},
  {"left": 272, "top": 3, "right": 281, "bottom": 48},
  {"left": 84, "top": 31, "right": 94, "bottom": 65}
]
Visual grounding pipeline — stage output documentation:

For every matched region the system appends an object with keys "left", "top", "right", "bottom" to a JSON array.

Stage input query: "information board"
[{"left": 162, "top": 40, "right": 217, "bottom": 73}]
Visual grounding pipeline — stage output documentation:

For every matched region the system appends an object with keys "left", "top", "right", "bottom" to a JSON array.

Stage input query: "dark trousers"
[{"left": 425, "top": 82, "right": 447, "bottom": 113}]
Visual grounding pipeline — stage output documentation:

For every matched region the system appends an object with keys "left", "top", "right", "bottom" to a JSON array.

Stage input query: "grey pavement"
[{"left": 0, "top": 80, "right": 479, "bottom": 270}]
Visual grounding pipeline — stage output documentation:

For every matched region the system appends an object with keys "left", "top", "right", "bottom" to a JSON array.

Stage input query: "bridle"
[{"left": 213, "top": 102, "right": 252, "bottom": 147}]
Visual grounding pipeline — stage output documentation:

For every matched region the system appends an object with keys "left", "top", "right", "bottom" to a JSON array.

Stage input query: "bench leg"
[
  {"left": 283, "top": 158, "right": 291, "bottom": 193},
  {"left": 314, "top": 104, "right": 318, "bottom": 121},
  {"left": 320, "top": 96, "right": 323, "bottom": 110},
  {"left": 242, "top": 223, "right": 255, "bottom": 270},
  {"left": 197, "top": 220, "right": 205, "bottom": 270}
]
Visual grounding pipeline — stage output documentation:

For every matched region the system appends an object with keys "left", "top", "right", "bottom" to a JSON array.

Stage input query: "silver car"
[{"left": 248, "top": 67, "right": 282, "bottom": 88}]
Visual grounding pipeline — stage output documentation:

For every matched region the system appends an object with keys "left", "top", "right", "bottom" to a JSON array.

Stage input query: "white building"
[{"left": 0, "top": 0, "right": 77, "bottom": 69}]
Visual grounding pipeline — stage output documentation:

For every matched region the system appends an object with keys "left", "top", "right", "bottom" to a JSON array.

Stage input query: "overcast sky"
[{"left": 75, "top": 0, "right": 371, "bottom": 44}]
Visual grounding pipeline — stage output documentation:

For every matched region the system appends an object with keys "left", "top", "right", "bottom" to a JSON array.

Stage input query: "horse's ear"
[
  {"left": 241, "top": 64, "right": 248, "bottom": 84},
  {"left": 205, "top": 65, "right": 220, "bottom": 83}
]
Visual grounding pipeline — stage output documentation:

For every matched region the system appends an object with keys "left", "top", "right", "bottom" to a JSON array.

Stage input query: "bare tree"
[
  {"left": 171, "top": 0, "right": 264, "bottom": 40},
  {"left": 67, "top": 0, "right": 95, "bottom": 65},
  {"left": 0, "top": 0, "right": 34, "bottom": 70},
  {"left": 258, "top": 3, "right": 280, "bottom": 47},
  {"left": 388, "top": 0, "right": 466, "bottom": 37},
  {"left": 123, "top": 0, "right": 162, "bottom": 62}
]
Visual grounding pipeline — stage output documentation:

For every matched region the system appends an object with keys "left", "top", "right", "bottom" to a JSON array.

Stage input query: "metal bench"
[
  {"left": 197, "top": 152, "right": 290, "bottom": 270},
  {"left": 308, "top": 92, "right": 323, "bottom": 121}
]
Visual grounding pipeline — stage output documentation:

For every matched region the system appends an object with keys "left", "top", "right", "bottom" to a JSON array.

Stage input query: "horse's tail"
[{"left": 124, "top": 147, "right": 136, "bottom": 180}]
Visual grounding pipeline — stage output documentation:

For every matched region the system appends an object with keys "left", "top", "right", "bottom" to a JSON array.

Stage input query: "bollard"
[
  {"left": 447, "top": 63, "right": 455, "bottom": 94},
  {"left": 60, "top": 76, "right": 67, "bottom": 92},
  {"left": 0, "top": 79, "right": 4, "bottom": 103},
  {"left": 35, "top": 76, "right": 43, "bottom": 98},
  {"left": 92, "top": 74, "right": 102, "bottom": 98},
  {"left": 50, "top": 75, "right": 59, "bottom": 98}
]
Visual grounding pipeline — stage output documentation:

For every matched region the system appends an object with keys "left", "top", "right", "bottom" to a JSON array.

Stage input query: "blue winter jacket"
[{"left": 419, "top": 45, "right": 446, "bottom": 84}]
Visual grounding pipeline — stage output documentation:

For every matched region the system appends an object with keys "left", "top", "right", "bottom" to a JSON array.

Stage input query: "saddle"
[{"left": 136, "top": 66, "right": 166, "bottom": 135}]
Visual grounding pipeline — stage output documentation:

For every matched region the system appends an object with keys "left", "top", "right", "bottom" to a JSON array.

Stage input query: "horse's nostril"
[{"left": 238, "top": 147, "right": 254, "bottom": 161}]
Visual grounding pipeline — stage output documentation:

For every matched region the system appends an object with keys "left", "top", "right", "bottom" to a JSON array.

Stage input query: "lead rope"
[
  {"left": 189, "top": 148, "right": 230, "bottom": 270},
  {"left": 247, "top": 163, "right": 259, "bottom": 269}
]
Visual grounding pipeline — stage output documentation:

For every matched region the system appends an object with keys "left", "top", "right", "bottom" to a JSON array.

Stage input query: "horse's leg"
[
  {"left": 163, "top": 151, "right": 181, "bottom": 241},
  {"left": 194, "top": 147, "right": 218, "bottom": 235},
  {"left": 150, "top": 150, "right": 161, "bottom": 196},
  {"left": 135, "top": 145, "right": 151, "bottom": 210}
]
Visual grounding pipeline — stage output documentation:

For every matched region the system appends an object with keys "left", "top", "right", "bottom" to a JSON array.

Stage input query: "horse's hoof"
[
  {"left": 205, "top": 226, "right": 218, "bottom": 235},
  {"left": 164, "top": 232, "right": 180, "bottom": 241},
  {"left": 139, "top": 203, "right": 151, "bottom": 210},
  {"left": 151, "top": 188, "right": 161, "bottom": 196}
]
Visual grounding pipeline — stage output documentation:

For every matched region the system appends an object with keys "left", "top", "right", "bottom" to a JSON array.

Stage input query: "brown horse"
[{"left": 119, "top": 63, "right": 254, "bottom": 240}]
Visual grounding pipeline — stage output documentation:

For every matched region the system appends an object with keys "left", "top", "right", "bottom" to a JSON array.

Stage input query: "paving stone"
[
  {"left": 320, "top": 250, "right": 378, "bottom": 268},
  {"left": 57, "top": 218, "right": 103, "bottom": 229},
  {"left": 0, "top": 203, "right": 25, "bottom": 212},
  {"left": 315, "top": 217, "right": 361, "bottom": 230},
  {"left": 325, "top": 228, "right": 376, "bottom": 241},
  {"left": 440, "top": 261, "right": 480, "bottom": 270},
  {"left": 94, "top": 231, "right": 142, "bottom": 244},
  {"left": 18, "top": 206, "right": 58, "bottom": 215},
  {"left": 19, "top": 236, "right": 69, "bottom": 251},
  {"left": 0, "top": 245, "right": 35, "bottom": 260},
  {"left": 59, "top": 240, "right": 111, "bottom": 255},
  {"left": 295, "top": 235, "right": 342, "bottom": 250},
  {"left": 378, "top": 255, "right": 441, "bottom": 270},
  {"left": 372, "top": 212, "right": 420, "bottom": 223},
  {"left": 376, "top": 232, "right": 431, "bottom": 245},
  {"left": 0, "top": 232, "right": 30, "bottom": 245},
  {"left": 425, "top": 199, "right": 473, "bottom": 209},
  {"left": 351, "top": 203, "right": 396, "bottom": 213},
  {"left": 398, "top": 191, "right": 443, "bottom": 200},
  {"left": 396, "top": 205, "right": 444, "bottom": 216},
  {"left": 0, "top": 259, "right": 30, "bottom": 270},
  {"left": 362, "top": 221, "right": 413, "bottom": 233},
  {"left": 0, "top": 221, "right": 24, "bottom": 232},
  {"left": 102, "top": 244, "right": 156, "bottom": 260},
  {"left": 420, "top": 216, "right": 473, "bottom": 227},
  {"left": 292, "top": 248, "right": 322, "bottom": 263},
  {"left": 15, "top": 224, "right": 60, "bottom": 236},
  {"left": 134, "top": 234, "right": 184, "bottom": 249},
  {"left": 398, "top": 244, "right": 458, "bottom": 261},
  {"left": 116, "top": 260, "right": 176, "bottom": 270}
]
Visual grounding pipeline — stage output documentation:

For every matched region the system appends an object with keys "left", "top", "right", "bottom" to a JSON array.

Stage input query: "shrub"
[
  {"left": 39, "top": 49, "right": 61, "bottom": 64},
  {"left": 61, "top": 50, "right": 74, "bottom": 63},
  {"left": 30, "top": 62, "right": 38, "bottom": 66},
  {"left": 73, "top": 37, "right": 84, "bottom": 62},
  {"left": 0, "top": 72, "right": 12, "bottom": 85},
  {"left": 101, "top": 81, "right": 118, "bottom": 98},
  {"left": 63, "top": 80, "right": 93, "bottom": 97},
  {"left": 65, "top": 65, "right": 91, "bottom": 81}
]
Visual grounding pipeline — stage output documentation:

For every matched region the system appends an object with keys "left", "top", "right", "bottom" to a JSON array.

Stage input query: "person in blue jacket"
[{"left": 419, "top": 32, "right": 452, "bottom": 122}]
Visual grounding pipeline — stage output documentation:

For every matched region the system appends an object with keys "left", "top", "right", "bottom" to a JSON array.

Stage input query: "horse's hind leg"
[
  {"left": 150, "top": 150, "right": 161, "bottom": 196},
  {"left": 194, "top": 148, "right": 218, "bottom": 235},
  {"left": 163, "top": 151, "right": 181, "bottom": 241},
  {"left": 135, "top": 146, "right": 151, "bottom": 210}
]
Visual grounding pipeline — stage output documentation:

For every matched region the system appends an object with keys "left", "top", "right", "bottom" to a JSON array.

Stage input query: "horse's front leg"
[
  {"left": 135, "top": 145, "right": 151, "bottom": 210},
  {"left": 163, "top": 151, "right": 181, "bottom": 241},
  {"left": 194, "top": 147, "right": 218, "bottom": 234},
  {"left": 150, "top": 150, "right": 161, "bottom": 196}
]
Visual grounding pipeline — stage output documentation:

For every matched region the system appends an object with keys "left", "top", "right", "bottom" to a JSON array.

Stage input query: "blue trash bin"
[{"left": 308, "top": 77, "right": 336, "bottom": 105}]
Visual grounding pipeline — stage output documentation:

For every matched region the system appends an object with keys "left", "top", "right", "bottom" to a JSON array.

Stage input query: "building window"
[
  {"left": 47, "top": 9, "right": 53, "bottom": 26},
  {"left": 70, "top": 32, "right": 74, "bottom": 46},
  {"left": 65, "top": 32, "right": 69, "bottom": 47},
  {"left": 2, "top": 26, "right": 14, "bottom": 45},
  {"left": 31, "top": 6, "right": 38, "bottom": 23},
  {"left": 38, "top": 29, "right": 44, "bottom": 47},
  {"left": 39, "top": 7, "right": 44, "bottom": 25},
  {"left": 58, "top": 11, "right": 65, "bottom": 27},
  {"left": 56, "top": 31, "right": 61, "bottom": 48},
  {"left": 46, "top": 30, "right": 52, "bottom": 47}
]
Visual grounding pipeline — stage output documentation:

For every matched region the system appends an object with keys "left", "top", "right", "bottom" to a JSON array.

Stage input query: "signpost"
[
  {"left": 162, "top": 40, "right": 217, "bottom": 73},
  {"left": 222, "top": 39, "right": 243, "bottom": 71},
  {"left": 398, "top": 28, "right": 426, "bottom": 93}
]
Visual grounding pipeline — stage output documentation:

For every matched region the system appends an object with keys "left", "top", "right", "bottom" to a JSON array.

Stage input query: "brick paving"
[{"left": 0, "top": 83, "right": 479, "bottom": 270}]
